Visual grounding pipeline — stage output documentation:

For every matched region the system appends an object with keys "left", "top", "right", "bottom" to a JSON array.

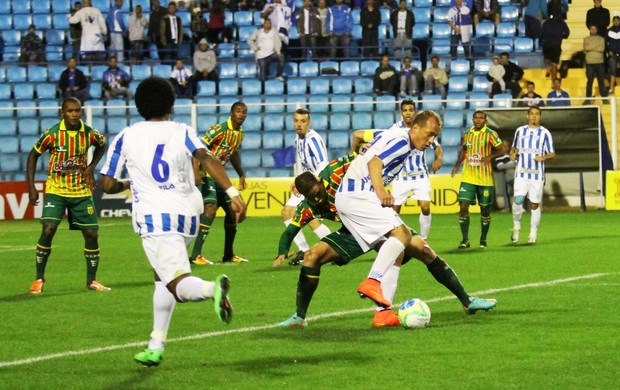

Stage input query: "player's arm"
[
  {"left": 350, "top": 129, "right": 376, "bottom": 154},
  {"left": 194, "top": 148, "right": 247, "bottom": 223},
  {"left": 482, "top": 139, "right": 509, "bottom": 165},
  {"left": 101, "top": 175, "right": 130, "bottom": 194},
  {"left": 84, "top": 142, "right": 106, "bottom": 190},
  {"left": 368, "top": 156, "right": 393, "bottom": 207},
  {"left": 451, "top": 141, "right": 467, "bottom": 177},
  {"left": 431, "top": 144, "right": 443, "bottom": 172},
  {"left": 229, "top": 150, "right": 246, "bottom": 190},
  {"left": 509, "top": 146, "right": 519, "bottom": 161},
  {"left": 535, "top": 151, "right": 555, "bottom": 162},
  {"left": 192, "top": 158, "right": 202, "bottom": 185},
  {"left": 26, "top": 149, "right": 42, "bottom": 205},
  {"left": 273, "top": 223, "right": 304, "bottom": 267}
]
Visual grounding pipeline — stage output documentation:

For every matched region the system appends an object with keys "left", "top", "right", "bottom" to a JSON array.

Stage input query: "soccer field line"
[{"left": 0, "top": 272, "right": 611, "bottom": 369}]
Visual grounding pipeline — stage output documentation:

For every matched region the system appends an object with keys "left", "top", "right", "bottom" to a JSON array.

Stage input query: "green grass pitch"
[{"left": 1, "top": 211, "right": 619, "bottom": 389}]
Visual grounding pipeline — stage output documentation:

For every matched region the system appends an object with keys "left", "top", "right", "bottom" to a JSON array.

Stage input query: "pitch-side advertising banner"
[{"left": 605, "top": 171, "right": 620, "bottom": 210}]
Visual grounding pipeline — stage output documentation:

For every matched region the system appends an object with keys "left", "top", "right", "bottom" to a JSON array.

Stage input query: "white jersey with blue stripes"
[
  {"left": 101, "top": 120, "right": 206, "bottom": 237},
  {"left": 388, "top": 120, "right": 439, "bottom": 181},
  {"left": 511, "top": 125, "right": 555, "bottom": 182},
  {"left": 296, "top": 129, "right": 328, "bottom": 174}
]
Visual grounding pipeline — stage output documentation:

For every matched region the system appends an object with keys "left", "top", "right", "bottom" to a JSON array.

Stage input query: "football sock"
[
  {"left": 531, "top": 208, "right": 541, "bottom": 232},
  {"left": 175, "top": 276, "right": 214, "bottom": 302},
  {"left": 380, "top": 265, "right": 400, "bottom": 308},
  {"left": 285, "top": 218, "right": 310, "bottom": 252},
  {"left": 35, "top": 243, "right": 51, "bottom": 281},
  {"left": 296, "top": 266, "right": 320, "bottom": 319},
  {"left": 459, "top": 214, "right": 470, "bottom": 241},
  {"left": 190, "top": 214, "right": 212, "bottom": 259},
  {"left": 427, "top": 257, "right": 470, "bottom": 306},
  {"left": 512, "top": 203, "right": 523, "bottom": 225},
  {"left": 313, "top": 224, "right": 331, "bottom": 239},
  {"left": 368, "top": 237, "right": 405, "bottom": 281},
  {"left": 149, "top": 281, "right": 176, "bottom": 348},
  {"left": 223, "top": 223, "right": 236, "bottom": 261},
  {"left": 84, "top": 245, "right": 100, "bottom": 285},
  {"left": 480, "top": 215, "right": 491, "bottom": 241},
  {"left": 419, "top": 213, "right": 431, "bottom": 240}
]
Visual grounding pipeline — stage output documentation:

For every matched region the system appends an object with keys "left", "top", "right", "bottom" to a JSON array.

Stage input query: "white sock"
[
  {"left": 368, "top": 237, "right": 405, "bottom": 281},
  {"left": 512, "top": 202, "right": 523, "bottom": 229},
  {"left": 530, "top": 208, "right": 541, "bottom": 234},
  {"left": 175, "top": 276, "right": 214, "bottom": 302},
  {"left": 149, "top": 281, "right": 176, "bottom": 349},
  {"left": 419, "top": 213, "right": 431, "bottom": 240},
  {"left": 285, "top": 218, "right": 310, "bottom": 251},
  {"left": 380, "top": 265, "right": 400, "bottom": 307},
  {"left": 313, "top": 224, "right": 331, "bottom": 239}
]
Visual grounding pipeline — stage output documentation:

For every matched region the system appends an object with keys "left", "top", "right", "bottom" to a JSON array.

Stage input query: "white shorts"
[
  {"left": 391, "top": 178, "right": 432, "bottom": 205},
  {"left": 285, "top": 193, "right": 304, "bottom": 207},
  {"left": 335, "top": 189, "right": 404, "bottom": 252},
  {"left": 141, "top": 234, "right": 193, "bottom": 285},
  {"left": 513, "top": 177, "right": 544, "bottom": 204}
]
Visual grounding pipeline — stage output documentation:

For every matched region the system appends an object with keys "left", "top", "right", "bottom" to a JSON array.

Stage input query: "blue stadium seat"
[
  {"left": 237, "top": 61, "right": 257, "bottom": 78},
  {"left": 354, "top": 78, "right": 373, "bottom": 94},
  {"left": 373, "top": 111, "right": 395, "bottom": 129},
  {"left": 413, "top": 23, "right": 430, "bottom": 39},
  {"left": 472, "top": 76, "right": 490, "bottom": 92},
  {"left": 351, "top": 8, "right": 361, "bottom": 24},
  {"left": 88, "top": 84, "right": 103, "bottom": 99},
  {"left": 360, "top": 60, "right": 379, "bottom": 76},
  {"left": 27, "top": 66, "right": 48, "bottom": 82},
  {"left": 332, "top": 78, "right": 353, "bottom": 94},
  {"left": 131, "top": 64, "right": 152, "bottom": 80},
  {"left": 287, "top": 79, "right": 307, "bottom": 95},
  {"left": 0, "top": 84, "right": 11, "bottom": 100},
  {"left": 494, "top": 37, "right": 513, "bottom": 52},
  {"left": 47, "top": 64, "right": 66, "bottom": 81},
  {"left": 309, "top": 79, "right": 330, "bottom": 95},
  {"left": 33, "top": 0, "right": 51, "bottom": 13},
  {"left": 514, "top": 37, "right": 534, "bottom": 53},
  {"left": 448, "top": 76, "right": 469, "bottom": 92},
  {"left": 17, "top": 118, "right": 39, "bottom": 135},
  {"left": 106, "top": 99, "right": 128, "bottom": 116},
  {"left": 380, "top": 7, "right": 391, "bottom": 25},
  {"left": 0, "top": 14, "right": 12, "bottom": 30},
  {"left": 13, "top": 14, "right": 33, "bottom": 30},
  {"left": 2, "top": 30, "right": 20, "bottom": 45},
  {"left": 501, "top": 5, "right": 519, "bottom": 22},
  {"left": 36, "top": 83, "right": 57, "bottom": 100},
  {"left": 0, "top": 100, "right": 14, "bottom": 117},
  {"left": 33, "top": 14, "right": 52, "bottom": 29},
  {"left": 0, "top": 136, "right": 19, "bottom": 153},
  {"left": 435, "top": 0, "right": 451, "bottom": 6},
  {"left": 261, "top": 150, "right": 276, "bottom": 168},
  {"left": 52, "top": 14, "right": 69, "bottom": 30},
  {"left": 217, "top": 43, "right": 235, "bottom": 59},
  {"left": 14, "top": 84, "right": 35, "bottom": 100},
  {"left": 241, "top": 79, "right": 262, "bottom": 96},
  {"left": 48, "top": 45, "right": 66, "bottom": 61},
  {"left": 432, "top": 39, "right": 451, "bottom": 55},
  {"left": 413, "top": 8, "right": 431, "bottom": 23},
  {"left": 422, "top": 95, "right": 443, "bottom": 111},
  {"left": 319, "top": 61, "right": 339, "bottom": 76},
  {"left": 264, "top": 95, "right": 285, "bottom": 113},
  {"left": 241, "top": 114, "right": 261, "bottom": 132},
  {"left": 45, "top": 30, "right": 66, "bottom": 47},
  {"left": 443, "top": 111, "right": 464, "bottom": 128},
  {"left": 328, "top": 130, "right": 350, "bottom": 149},
  {"left": 518, "top": 21, "right": 526, "bottom": 37},
  {"left": 0, "top": 67, "right": 6, "bottom": 83},
  {"left": 15, "top": 101, "right": 36, "bottom": 118},
  {"left": 237, "top": 25, "right": 255, "bottom": 41},
  {"left": 263, "top": 114, "right": 284, "bottom": 132},
  {"left": 234, "top": 10, "right": 253, "bottom": 26},
  {"left": 376, "top": 95, "right": 397, "bottom": 111},
  {"left": 497, "top": 22, "right": 517, "bottom": 37},
  {"left": 286, "top": 95, "right": 306, "bottom": 112},
  {"left": 269, "top": 168, "right": 293, "bottom": 177},
  {"left": 330, "top": 95, "right": 351, "bottom": 112},
  {"left": 351, "top": 24, "right": 362, "bottom": 40},
  {"left": 173, "top": 114, "right": 192, "bottom": 126},
  {"left": 432, "top": 23, "right": 452, "bottom": 39},
  {"left": 13, "top": 0, "right": 32, "bottom": 13},
  {"left": 310, "top": 113, "right": 328, "bottom": 130},
  {"left": 353, "top": 94, "right": 374, "bottom": 112},
  {"left": 389, "top": 60, "right": 402, "bottom": 72},
  {"left": 218, "top": 80, "right": 238, "bottom": 96},
  {"left": 7, "top": 66, "right": 27, "bottom": 83},
  {"left": 264, "top": 79, "right": 284, "bottom": 95},
  {"left": 196, "top": 97, "right": 217, "bottom": 114},
  {"left": 195, "top": 80, "right": 215, "bottom": 97},
  {"left": 20, "top": 135, "right": 39, "bottom": 153},
  {"left": 174, "top": 98, "right": 193, "bottom": 115},
  {"left": 440, "top": 128, "right": 462, "bottom": 146},
  {"left": 0, "top": 152, "right": 21, "bottom": 172},
  {"left": 38, "top": 100, "right": 60, "bottom": 117},
  {"left": 132, "top": 0, "right": 151, "bottom": 12},
  {"left": 450, "top": 59, "right": 470, "bottom": 76},
  {"left": 441, "top": 145, "right": 460, "bottom": 165},
  {"left": 40, "top": 117, "right": 58, "bottom": 131},
  {"left": 329, "top": 114, "right": 350, "bottom": 132},
  {"left": 340, "top": 60, "right": 360, "bottom": 77},
  {"left": 224, "top": 10, "right": 234, "bottom": 26},
  {"left": 416, "top": 0, "right": 432, "bottom": 6},
  {"left": 107, "top": 116, "right": 129, "bottom": 135},
  {"left": 469, "top": 92, "right": 490, "bottom": 108},
  {"left": 152, "top": 64, "right": 171, "bottom": 79},
  {"left": 284, "top": 62, "right": 298, "bottom": 78},
  {"left": 493, "top": 92, "right": 513, "bottom": 108},
  {"left": 308, "top": 94, "right": 329, "bottom": 113},
  {"left": 89, "top": 117, "right": 105, "bottom": 133},
  {"left": 92, "top": 0, "right": 110, "bottom": 11},
  {"left": 262, "top": 132, "right": 283, "bottom": 149},
  {"left": 51, "top": 0, "right": 71, "bottom": 13},
  {"left": 351, "top": 112, "right": 372, "bottom": 130},
  {"left": 475, "top": 21, "right": 495, "bottom": 38},
  {"left": 219, "top": 62, "right": 237, "bottom": 79},
  {"left": 474, "top": 58, "right": 492, "bottom": 75},
  {"left": 91, "top": 65, "right": 108, "bottom": 81},
  {"left": 0, "top": 118, "right": 17, "bottom": 136},
  {"left": 243, "top": 132, "right": 261, "bottom": 149},
  {"left": 299, "top": 61, "right": 319, "bottom": 77},
  {"left": 284, "top": 132, "right": 296, "bottom": 147},
  {"left": 236, "top": 42, "right": 254, "bottom": 59},
  {"left": 433, "top": 7, "right": 451, "bottom": 22}
]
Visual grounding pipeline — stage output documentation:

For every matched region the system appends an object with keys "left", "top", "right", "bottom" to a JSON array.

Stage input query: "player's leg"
[
  {"left": 189, "top": 179, "right": 216, "bottom": 264},
  {"left": 511, "top": 177, "right": 528, "bottom": 243},
  {"left": 220, "top": 186, "right": 248, "bottom": 263},
  {"left": 477, "top": 185, "right": 495, "bottom": 248},
  {"left": 457, "top": 182, "right": 477, "bottom": 248},
  {"left": 526, "top": 181, "right": 544, "bottom": 243},
  {"left": 282, "top": 195, "right": 311, "bottom": 253},
  {"left": 308, "top": 219, "right": 331, "bottom": 240}
]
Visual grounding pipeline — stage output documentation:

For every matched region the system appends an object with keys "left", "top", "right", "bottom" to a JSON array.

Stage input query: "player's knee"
[
  {"left": 480, "top": 206, "right": 491, "bottom": 217},
  {"left": 514, "top": 195, "right": 525, "bottom": 205}
]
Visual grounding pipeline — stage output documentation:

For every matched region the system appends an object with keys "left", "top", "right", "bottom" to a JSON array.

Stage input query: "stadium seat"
[
  {"left": 217, "top": 43, "right": 235, "bottom": 59},
  {"left": 234, "top": 10, "right": 253, "bottom": 26},
  {"left": 13, "top": 14, "right": 33, "bottom": 30},
  {"left": 241, "top": 79, "right": 261, "bottom": 96},
  {"left": 431, "top": 39, "right": 451, "bottom": 55},
  {"left": 319, "top": 61, "right": 339, "bottom": 76},
  {"left": 270, "top": 168, "right": 293, "bottom": 177},
  {"left": 0, "top": 14, "right": 12, "bottom": 30},
  {"left": 0, "top": 118, "right": 17, "bottom": 136},
  {"left": 440, "top": 128, "right": 462, "bottom": 146},
  {"left": 91, "top": 65, "right": 108, "bottom": 81},
  {"left": 310, "top": 113, "right": 328, "bottom": 130},
  {"left": 33, "top": 0, "right": 51, "bottom": 13},
  {"left": 12, "top": 0, "right": 32, "bottom": 13},
  {"left": 261, "top": 150, "right": 276, "bottom": 168},
  {"left": 380, "top": 7, "right": 391, "bottom": 25},
  {"left": 443, "top": 111, "right": 464, "bottom": 128},
  {"left": 389, "top": 60, "right": 402, "bottom": 72},
  {"left": 351, "top": 8, "right": 361, "bottom": 24},
  {"left": 330, "top": 95, "right": 351, "bottom": 112},
  {"left": 329, "top": 114, "right": 350, "bottom": 132},
  {"left": 514, "top": 37, "right": 534, "bottom": 53},
  {"left": 433, "top": 7, "right": 451, "bottom": 22},
  {"left": 441, "top": 145, "right": 460, "bottom": 165},
  {"left": 416, "top": 0, "right": 432, "bottom": 6},
  {"left": 422, "top": 95, "right": 443, "bottom": 111},
  {"left": 174, "top": 98, "right": 193, "bottom": 115},
  {"left": 14, "top": 101, "right": 36, "bottom": 119},
  {"left": 413, "top": 23, "right": 430, "bottom": 39},
  {"left": 496, "top": 22, "right": 517, "bottom": 37},
  {"left": 152, "top": 64, "right": 171, "bottom": 79},
  {"left": 287, "top": 79, "right": 307, "bottom": 95},
  {"left": 132, "top": 0, "right": 151, "bottom": 12},
  {"left": 264, "top": 79, "right": 284, "bottom": 95},
  {"left": 284, "top": 62, "right": 298, "bottom": 78},
  {"left": 413, "top": 8, "right": 431, "bottom": 23},
  {"left": 353, "top": 94, "right": 374, "bottom": 112},
  {"left": 472, "top": 76, "right": 490, "bottom": 92},
  {"left": 340, "top": 60, "right": 360, "bottom": 77},
  {"left": 354, "top": 78, "right": 373, "bottom": 94},
  {"left": 40, "top": 117, "right": 58, "bottom": 131},
  {"left": 243, "top": 150, "right": 262, "bottom": 168},
  {"left": 35, "top": 83, "right": 57, "bottom": 100},
  {"left": 14, "top": 84, "right": 35, "bottom": 100},
  {"left": 20, "top": 135, "right": 39, "bottom": 153},
  {"left": 18, "top": 118, "right": 39, "bottom": 135},
  {"left": 351, "top": 24, "right": 362, "bottom": 40},
  {"left": 236, "top": 42, "right": 254, "bottom": 59},
  {"left": 309, "top": 79, "right": 330, "bottom": 95},
  {"left": 0, "top": 84, "right": 11, "bottom": 100},
  {"left": 107, "top": 116, "right": 129, "bottom": 135},
  {"left": 45, "top": 30, "right": 66, "bottom": 46},
  {"left": 332, "top": 78, "right": 353, "bottom": 94},
  {"left": 196, "top": 97, "right": 217, "bottom": 114},
  {"left": 0, "top": 100, "right": 14, "bottom": 117},
  {"left": 106, "top": 99, "right": 128, "bottom": 116},
  {"left": 328, "top": 129, "right": 349, "bottom": 148},
  {"left": 7, "top": 66, "right": 27, "bottom": 83},
  {"left": 469, "top": 92, "right": 490, "bottom": 108},
  {"left": 286, "top": 95, "right": 306, "bottom": 112},
  {"left": 33, "top": 14, "right": 52, "bottom": 29},
  {"left": 88, "top": 84, "right": 103, "bottom": 99},
  {"left": 131, "top": 64, "right": 152, "bottom": 80},
  {"left": 376, "top": 95, "right": 397, "bottom": 111},
  {"left": 500, "top": 5, "right": 519, "bottom": 22},
  {"left": 474, "top": 58, "right": 493, "bottom": 75},
  {"left": 432, "top": 23, "right": 452, "bottom": 39},
  {"left": 435, "top": 0, "right": 451, "bottom": 6},
  {"left": 351, "top": 112, "right": 372, "bottom": 130},
  {"left": 373, "top": 111, "right": 395, "bottom": 129},
  {"left": 264, "top": 96, "right": 285, "bottom": 113},
  {"left": 38, "top": 100, "right": 60, "bottom": 117},
  {"left": 218, "top": 80, "right": 238, "bottom": 96},
  {"left": 450, "top": 59, "right": 470, "bottom": 76},
  {"left": 237, "top": 26, "right": 255, "bottom": 41},
  {"left": 218, "top": 62, "right": 237, "bottom": 79},
  {"left": 52, "top": 14, "right": 69, "bottom": 30},
  {"left": 493, "top": 92, "right": 513, "bottom": 108},
  {"left": 360, "top": 60, "right": 379, "bottom": 76},
  {"left": 0, "top": 136, "right": 19, "bottom": 153},
  {"left": 194, "top": 80, "right": 215, "bottom": 97},
  {"left": 2, "top": 30, "right": 20, "bottom": 46},
  {"left": 47, "top": 45, "right": 65, "bottom": 61},
  {"left": 475, "top": 21, "right": 495, "bottom": 38},
  {"left": 237, "top": 61, "right": 257, "bottom": 78},
  {"left": 307, "top": 94, "right": 329, "bottom": 113},
  {"left": 263, "top": 114, "right": 284, "bottom": 132},
  {"left": 243, "top": 132, "right": 261, "bottom": 149},
  {"left": 27, "top": 66, "right": 48, "bottom": 82},
  {"left": 448, "top": 76, "right": 469, "bottom": 93},
  {"left": 262, "top": 132, "right": 283, "bottom": 149}
]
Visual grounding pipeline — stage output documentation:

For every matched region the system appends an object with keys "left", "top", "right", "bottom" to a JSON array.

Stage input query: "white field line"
[
  {"left": 0, "top": 245, "right": 32, "bottom": 252},
  {"left": 0, "top": 272, "right": 611, "bottom": 369}
]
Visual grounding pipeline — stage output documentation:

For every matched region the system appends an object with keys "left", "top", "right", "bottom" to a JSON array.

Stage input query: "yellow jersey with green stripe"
[
  {"left": 200, "top": 118, "right": 244, "bottom": 177},
  {"left": 461, "top": 125, "right": 502, "bottom": 186},
  {"left": 34, "top": 119, "right": 105, "bottom": 197}
]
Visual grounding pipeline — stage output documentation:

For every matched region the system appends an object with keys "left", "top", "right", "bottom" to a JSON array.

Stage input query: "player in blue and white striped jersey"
[
  {"left": 100, "top": 77, "right": 247, "bottom": 367},
  {"left": 509, "top": 106, "right": 555, "bottom": 244},
  {"left": 281, "top": 108, "right": 331, "bottom": 265}
]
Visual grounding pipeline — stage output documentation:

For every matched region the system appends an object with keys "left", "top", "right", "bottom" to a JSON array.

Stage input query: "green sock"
[
  {"left": 223, "top": 224, "right": 236, "bottom": 261},
  {"left": 459, "top": 215, "right": 470, "bottom": 241},
  {"left": 190, "top": 214, "right": 212, "bottom": 259},
  {"left": 296, "top": 266, "right": 321, "bottom": 319},
  {"left": 85, "top": 242, "right": 100, "bottom": 285},
  {"left": 35, "top": 243, "right": 51, "bottom": 281},
  {"left": 480, "top": 215, "right": 491, "bottom": 241},
  {"left": 427, "top": 257, "right": 470, "bottom": 306}
]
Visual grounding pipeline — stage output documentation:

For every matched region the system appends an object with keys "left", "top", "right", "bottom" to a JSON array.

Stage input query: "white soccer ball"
[{"left": 398, "top": 298, "right": 431, "bottom": 329}]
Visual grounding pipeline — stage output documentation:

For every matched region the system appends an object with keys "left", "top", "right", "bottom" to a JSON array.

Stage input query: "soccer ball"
[{"left": 398, "top": 298, "right": 431, "bottom": 329}]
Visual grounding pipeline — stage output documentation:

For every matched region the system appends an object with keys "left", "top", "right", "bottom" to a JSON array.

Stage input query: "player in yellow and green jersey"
[
  {"left": 189, "top": 101, "right": 249, "bottom": 264},
  {"left": 26, "top": 97, "right": 110, "bottom": 294},
  {"left": 451, "top": 110, "right": 507, "bottom": 249}
]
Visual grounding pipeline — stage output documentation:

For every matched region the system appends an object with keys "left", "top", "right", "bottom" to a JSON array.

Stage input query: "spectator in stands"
[
  {"left": 296, "top": 0, "right": 320, "bottom": 60},
  {"left": 380, "top": 0, "right": 398, "bottom": 9},
  {"left": 400, "top": 56, "right": 421, "bottom": 97},
  {"left": 128, "top": 4, "right": 148, "bottom": 64},
  {"left": 487, "top": 55, "right": 505, "bottom": 95},
  {"left": 102, "top": 55, "right": 132, "bottom": 99},
  {"left": 473, "top": 0, "right": 500, "bottom": 26},
  {"left": 69, "top": 0, "right": 107, "bottom": 64},
  {"left": 586, "top": 0, "right": 610, "bottom": 38},
  {"left": 584, "top": 25, "right": 608, "bottom": 104},
  {"left": 170, "top": 59, "right": 194, "bottom": 98},
  {"left": 262, "top": 0, "right": 292, "bottom": 49},
  {"left": 59, "top": 58, "right": 89, "bottom": 104},
  {"left": 190, "top": 4, "right": 209, "bottom": 48},
  {"left": 500, "top": 52, "right": 524, "bottom": 98},
  {"left": 176, "top": 0, "right": 190, "bottom": 11},
  {"left": 540, "top": 12, "right": 570, "bottom": 82},
  {"left": 19, "top": 25, "right": 46, "bottom": 63},
  {"left": 373, "top": 55, "right": 398, "bottom": 96},
  {"left": 423, "top": 55, "right": 448, "bottom": 98},
  {"left": 389, "top": 0, "right": 414, "bottom": 60},
  {"left": 193, "top": 38, "right": 218, "bottom": 83},
  {"left": 360, "top": 0, "right": 381, "bottom": 58},
  {"left": 248, "top": 18, "right": 285, "bottom": 83},
  {"left": 149, "top": 0, "right": 169, "bottom": 60},
  {"left": 546, "top": 78, "right": 570, "bottom": 106},
  {"left": 326, "top": 0, "right": 353, "bottom": 59},
  {"left": 207, "top": 1, "right": 231, "bottom": 44},
  {"left": 518, "top": 81, "right": 544, "bottom": 107},
  {"left": 523, "top": 0, "right": 547, "bottom": 39},
  {"left": 548, "top": 0, "right": 568, "bottom": 21},
  {"left": 68, "top": 2, "right": 83, "bottom": 60},
  {"left": 315, "top": 0, "right": 330, "bottom": 59},
  {"left": 106, "top": 0, "right": 127, "bottom": 62},
  {"left": 607, "top": 15, "right": 620, "bottom": 95},
  {"left": 160, "top": 1, "right": 184, "bottom": 64},
  {"left": 447, "top": 0, "right": 472, "bottom": 59}
]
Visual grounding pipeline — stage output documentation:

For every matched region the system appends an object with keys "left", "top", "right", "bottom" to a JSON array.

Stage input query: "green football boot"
[{"left": 134, "top": 348, "right": 164, "bottom": 367}]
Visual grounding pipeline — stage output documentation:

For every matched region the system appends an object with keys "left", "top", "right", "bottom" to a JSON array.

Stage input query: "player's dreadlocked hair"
[
  {"left": 294, "top": 171, "right": 319, "bottom": 197},
  {"left": 135, "top": 77, "right": 175, "bottom": 120}
]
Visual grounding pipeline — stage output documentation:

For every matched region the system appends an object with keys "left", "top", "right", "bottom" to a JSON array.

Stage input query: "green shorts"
[
  {"left": 321, "top": 225, "right": 367, "bottom": 266},
  {"left": 458, "top": 182, "right": 495, "bottom": 207},
  {"left": 41, "top": 193, "right": 99, "bottom": 230},
  {"left": 199, "top": 177, "right": 231, "bottom": 206}
]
